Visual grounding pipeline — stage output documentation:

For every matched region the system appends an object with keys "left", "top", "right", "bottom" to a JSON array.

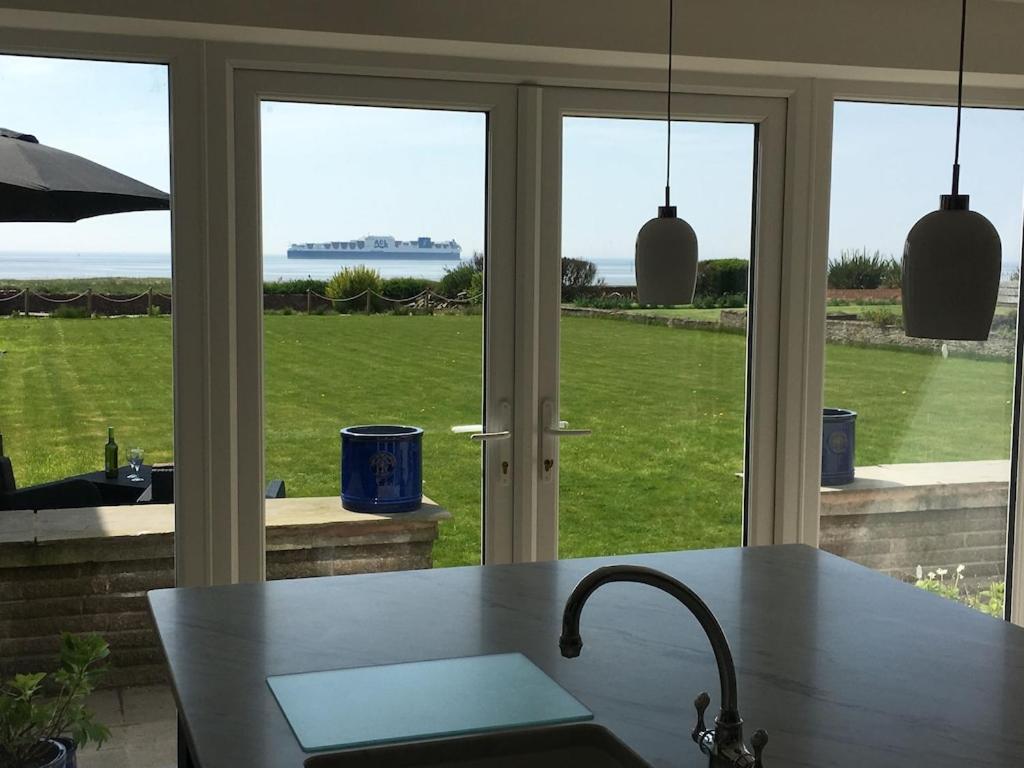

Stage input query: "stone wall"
[
  {"left": 0, "top": 498, "right": 447, "bottom": 688},
  {"left": 819, "top": 461, "right": 1008, "bottom": 584},
  {"left": 824, "top": 315, "right": 1015, "bottom": 361},
  {"left": 561, "top": 305, "right": 1015, "bottom": 361}
]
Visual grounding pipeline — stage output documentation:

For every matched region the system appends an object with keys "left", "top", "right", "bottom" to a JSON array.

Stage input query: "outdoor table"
[{"left": 72, "top": 464, "right": 152, "bottom": 505}]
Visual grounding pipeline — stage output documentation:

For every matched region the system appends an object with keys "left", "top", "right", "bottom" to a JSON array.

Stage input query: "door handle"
[
  {"left": 450, "top": 425, "right": 511, "bottom": 441},
  {"left": 541, "top": 399, "right": 591, "bottom": 482},
  {"left": 451, "top": 400, "right": 512, "bottom": 484},
  {"left": 545, "top": 425, "right": 592, "bottom": 437},
  {"left": 470, "top": 431, "right": 510, "bottom": 442}
]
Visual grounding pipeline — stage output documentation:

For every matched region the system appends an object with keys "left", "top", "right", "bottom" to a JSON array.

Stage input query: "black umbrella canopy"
[{"left": 0, "top": 128, "right": 170, "bottom": 223}]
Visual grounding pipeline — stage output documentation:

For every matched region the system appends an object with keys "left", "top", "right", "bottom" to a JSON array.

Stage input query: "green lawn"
[{"left": 0, "top": 314, "right": 1014, "bottom": 567}]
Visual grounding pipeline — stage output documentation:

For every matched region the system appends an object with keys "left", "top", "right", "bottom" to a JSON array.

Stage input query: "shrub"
[
  {"left": 561, "top": 258, "right": 599, "bottom": 301},
  {"left": 0, "top": 633, "right": 111, "bottom": 766},
  {"left": 263, "top": 278, "right": 328, "bottom": 295},
  {"left": 695, "top": 259, "right": 749, "bottom": 299},
  {"left": 827, "top": 248, "right": 900, "bottom": 289},
  {"left": 861, "top": 307, "right": 900, "bottom": 328},
  {"left": 381, "top": 277, "right": 434, "bottom": 301},
  {"left": 52, "top": 306, "right": 91, "bottom": 319},
  {"left": 468, "top": 270, "right": 484, "bottom": 305},
  {"left": 692, "top": 292, "right": 746, "bottom": 309},
  {"left": 325, "top": 265, "right": 383, "bottom": 311},
  {"left": 968, "top": 581, "right": 1005, "bottom": 617},
  {"left": 882, "top": 258, "right": 902, "bottom": 289},
  {"left": 437, "top": 262, "right": 479, "bottom": 298},
  {"left": 572, "top": 294, "right": 635, "bottom": 310},
  {"left": 914, "top": 564, "right": 1005, "bottom": 618}
]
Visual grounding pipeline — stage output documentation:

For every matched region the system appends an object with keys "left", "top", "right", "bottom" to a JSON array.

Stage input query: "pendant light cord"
[
  {"left": 665, "top": 0, "right": 673, "bottom": 208},
  {"left": 952, "top": 0, "right": 967, "bottom": 196}
]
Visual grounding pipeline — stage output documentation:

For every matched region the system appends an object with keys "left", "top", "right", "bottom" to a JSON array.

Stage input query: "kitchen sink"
[{"left": 303, "top": 723, "right": 653, "bottom": 767}]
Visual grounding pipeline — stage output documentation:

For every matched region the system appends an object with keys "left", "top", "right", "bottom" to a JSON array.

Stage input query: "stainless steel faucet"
[{"left": 559, "top": 564, "right": 768, "bottom": 768}]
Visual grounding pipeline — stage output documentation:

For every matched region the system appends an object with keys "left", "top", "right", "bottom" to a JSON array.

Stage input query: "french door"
[
  {"left": 232, "top": 72, "right": 789, "bottom": 577},
  {"left": 232, "top": 71, "right": 518, "bottom": 576},
  {"left": 530, "top": 88, "right": 788, "bottom": 560}
]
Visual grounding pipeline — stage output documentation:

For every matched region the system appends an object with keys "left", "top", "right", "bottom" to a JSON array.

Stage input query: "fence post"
[
  {"left": 148, "top": 287, "right": 153, "bottom": 314},
  {"left": 365, "top": 292, "right": 372, "bottom": 314},
  {"left": 306, "top": 289, "right": 312, "bottom": 314},
  {"left": 23, "top": 290, "right": 29, "bottom": 315},
  {"left": 86, "top": 289, "right": 93, "bottom": 315}
]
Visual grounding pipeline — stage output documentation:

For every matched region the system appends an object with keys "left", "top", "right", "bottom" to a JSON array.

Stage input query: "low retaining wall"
[
  {"left": 0, "top": 497, "right": 447, "bottom": 687},
  {"left": 820, "top": 460, "right": 1008, "bottom": 584},
  {"left": 825, "top": 315, "right": 1015, "bottom": 360},
  {"left": 560, "top": 306, "right": 742, "bottom": 333},
  {"left": 562, "top": 306, "right": 1015, "bottom": 360}
]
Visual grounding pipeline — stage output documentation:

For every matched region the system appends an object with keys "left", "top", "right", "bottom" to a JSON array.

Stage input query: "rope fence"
[
  {"left": 0, "top": 286, "right": 483, "bottom": 315},
  {"left": 307, "top": 288, "right": 482, "bottom": 306}
]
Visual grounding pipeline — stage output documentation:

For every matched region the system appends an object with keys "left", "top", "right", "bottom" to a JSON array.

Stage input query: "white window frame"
[
  {"left": 0, "top": 29, "right": 218, "bottom": 586},
  {"left": 526, "top": 87, "right": 790, "bottom": 558},
  {"left": 804, "top": 79, "right": 1024, "bottom": 624},
  {"left": 231, "top": 70, "right": 520, "bottom": 575}
]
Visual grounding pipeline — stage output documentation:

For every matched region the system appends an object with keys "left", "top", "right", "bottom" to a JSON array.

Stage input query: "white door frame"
[
  {"left": 231, "top": 70, "right": 519, "bottom": 576},
  {"left": 529, "top": 87, "right": 790, "bottom": 560}
]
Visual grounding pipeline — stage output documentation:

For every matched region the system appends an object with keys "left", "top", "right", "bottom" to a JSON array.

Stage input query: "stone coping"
[
  {"left": 0, "top": 495, "right": 449, "bottom": 546},
  {"left": 820, "top": 460, "right": 1009, "bottom": 516}
]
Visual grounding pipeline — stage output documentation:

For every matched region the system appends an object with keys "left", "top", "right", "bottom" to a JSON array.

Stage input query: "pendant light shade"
[
  {"left": 636, "top": 205, "right": 698, "bottom": 305},
  {"left": 903, "top": 195, "right": 1001, "bottom": 340},
  {"left": 901, "top": 0, "right": 1001, "bottom": 341},
  {"left": 635, "top": 0, "right": 699, "bottom": 306}
]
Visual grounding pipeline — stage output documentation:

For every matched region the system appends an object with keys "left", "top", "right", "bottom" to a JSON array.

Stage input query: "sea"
[
  {"left": 0, "top": 251, "right": 640, "bottom": 286},
  {"left": 2, "top": 251, "right": 1019, "bottom": 285}
]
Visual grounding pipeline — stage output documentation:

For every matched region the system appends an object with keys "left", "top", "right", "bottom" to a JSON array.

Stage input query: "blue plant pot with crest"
[
  {"left": 821, "top": 408, "right": 857, "bottom": 486},
  {"left": 340, "top": 425, "right": 423, "bottom": 513}
]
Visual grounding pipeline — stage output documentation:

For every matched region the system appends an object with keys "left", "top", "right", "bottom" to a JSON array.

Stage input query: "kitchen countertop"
[{"left": 148, "top": 544, "right": 1024, "bottom": 767}]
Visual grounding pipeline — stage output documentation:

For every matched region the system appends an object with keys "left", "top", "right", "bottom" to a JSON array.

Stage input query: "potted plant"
[{"left": 0, "top": 633, "right": 111, "bottom": 768}]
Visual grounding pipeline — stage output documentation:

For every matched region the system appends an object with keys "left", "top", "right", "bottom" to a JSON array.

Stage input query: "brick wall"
[
  {"left": 0, "top": 499, "right": 446, "bottom": 688},
  {"left": 819, "top": 461, "right": 1008, "bottom": 584}
]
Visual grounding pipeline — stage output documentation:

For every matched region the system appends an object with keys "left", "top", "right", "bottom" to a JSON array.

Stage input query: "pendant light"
[
  {"left": 902, "top": 0, "right": 1001, "bottom": 340},
  {"left": 635, "top": 0, "right": 698, "bottom": 306}
]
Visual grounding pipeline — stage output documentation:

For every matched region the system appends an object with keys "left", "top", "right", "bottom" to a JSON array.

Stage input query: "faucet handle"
[
  {"left": 691, "top": 691, "right": 711, "bottom": 742},
  {"left": 751, "top": 728, "right": 768, "bottom": 767}
]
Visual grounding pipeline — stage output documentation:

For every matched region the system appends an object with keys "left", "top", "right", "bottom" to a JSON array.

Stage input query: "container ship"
[{"left": 287, "top": 235, "right": 461, "bottom": 260}]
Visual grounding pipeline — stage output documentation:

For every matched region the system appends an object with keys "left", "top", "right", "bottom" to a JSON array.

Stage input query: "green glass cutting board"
[{"left": 266, "top": 652, "right": 593, "bottom": 753}]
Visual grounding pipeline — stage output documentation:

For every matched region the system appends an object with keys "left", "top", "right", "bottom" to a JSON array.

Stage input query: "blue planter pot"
[
  {"left": 28, "top": 739, "right": 67, "bottom": 768},
  {"left": 822, "top": 408, "right": 857, "bottom": 486},
  {"left": 340, "top": 425, "right": 423, "bottom": 513},
  {"left": 56, "top": 737, "right": 76, "bottom": 768}
]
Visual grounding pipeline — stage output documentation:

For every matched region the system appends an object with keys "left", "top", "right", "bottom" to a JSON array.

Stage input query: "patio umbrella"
[{"left": 0, "top": 128, "right": 169, "bottom": 222}]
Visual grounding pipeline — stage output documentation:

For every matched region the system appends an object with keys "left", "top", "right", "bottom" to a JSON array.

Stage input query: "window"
[
  {"left": 259, "top": 100, "right": 489, "bottom": 571},
  {"left": 556, "top": 116, "right": 756, "bottom": 557},
  {"left": 0, "top": 53, "right": 176, "bottom": 765},
  {"left": 819, "top": 101, "right": 1024, "bottom": 619}
]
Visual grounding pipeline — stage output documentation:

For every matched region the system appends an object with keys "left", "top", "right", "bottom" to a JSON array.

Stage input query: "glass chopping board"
[{"left": 266, "top": 652, "right": 593, "bottom": 753}]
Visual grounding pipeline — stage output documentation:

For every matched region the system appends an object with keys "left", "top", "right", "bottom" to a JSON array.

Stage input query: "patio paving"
[{"left": 78, "top": 685, "right": 177, "bottom": 768}]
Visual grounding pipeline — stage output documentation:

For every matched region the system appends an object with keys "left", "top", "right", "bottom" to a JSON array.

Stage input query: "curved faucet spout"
[{"left": 559, "top": 564, "right": 739, "bottom": 718}]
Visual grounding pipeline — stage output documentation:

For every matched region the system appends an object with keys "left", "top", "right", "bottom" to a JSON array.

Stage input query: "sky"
[
  {"left": 1, "top": 54, "right": 1024, "bottom": 272},
  {"left": 0, "top": 55, "right": 171, "bottom": 254}
]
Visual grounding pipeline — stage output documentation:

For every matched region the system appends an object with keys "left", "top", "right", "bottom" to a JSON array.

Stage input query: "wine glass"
[{"left": 127, "top": 447, "right": 144, "bottom": 481}]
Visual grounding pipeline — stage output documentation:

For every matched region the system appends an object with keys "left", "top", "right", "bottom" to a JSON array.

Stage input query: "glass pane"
[
  {"left": 558, "top": 116, "right": 755, "bottom": 558},
  {"left": 260, "top": 102, "right": 486, "bottom": 574},
  {"left": 819, "top": 101, "right": 1024, "bottom": 619},
  {"left": 0, "top": 55, "right": 176, "bottom": 765}
]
